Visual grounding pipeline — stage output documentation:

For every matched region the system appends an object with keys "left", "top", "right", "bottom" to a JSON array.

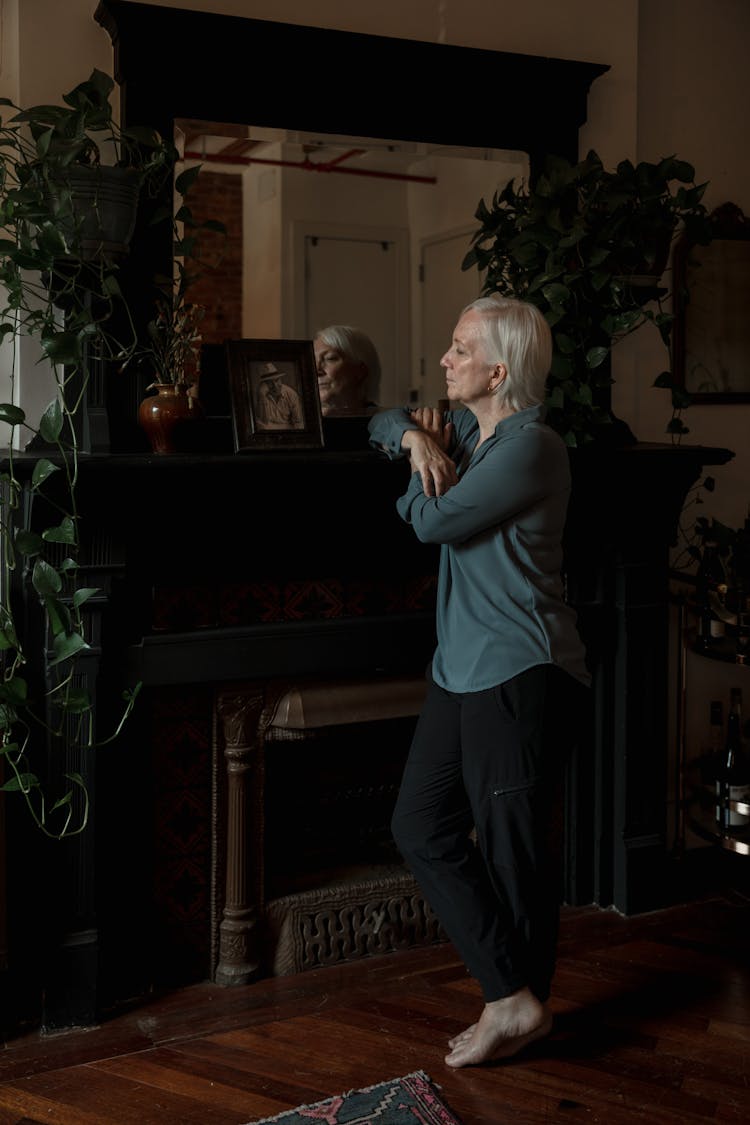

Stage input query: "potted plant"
[
  {"left": 3, "top": 68, "right": 174, "bottom": 255},
  {"left": 0, "top": 71, "right": 176, "bottom": 837},
  {"left": 462, "top": 149, "right": 713, "bottom": 446},
  {"left": 136, "top": 294, "right": 207, "bottom": 453},
  {"left": 135, "top": 164, "right": 226, "bottom": 453}
]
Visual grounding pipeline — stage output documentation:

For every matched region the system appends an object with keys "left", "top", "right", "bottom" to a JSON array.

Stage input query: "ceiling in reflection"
[{"left": 175, "top": 119, "right": 522, "bottom": 181}]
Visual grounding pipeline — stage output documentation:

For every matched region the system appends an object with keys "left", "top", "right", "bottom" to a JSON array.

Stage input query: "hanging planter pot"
[{"left": 47, "top": 165, "right": 142, "bottom": 259}]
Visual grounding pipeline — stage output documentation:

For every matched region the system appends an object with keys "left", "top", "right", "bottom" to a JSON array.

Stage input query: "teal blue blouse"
[{"left": 368, "top": 404, "right": 591, "bottom": 692}]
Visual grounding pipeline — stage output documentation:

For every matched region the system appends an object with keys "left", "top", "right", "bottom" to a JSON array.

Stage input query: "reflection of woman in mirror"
[{"left": 313, "top": 325, "right": 381, "bottom": 416}]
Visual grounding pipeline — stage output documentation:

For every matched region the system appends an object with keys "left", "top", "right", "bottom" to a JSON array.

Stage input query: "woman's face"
[
  {"left": 313, "top": 338, "right": 367, "bottom": 415},
  {"left": 440, "top": 310, "right": 496, "bottom": 405}
]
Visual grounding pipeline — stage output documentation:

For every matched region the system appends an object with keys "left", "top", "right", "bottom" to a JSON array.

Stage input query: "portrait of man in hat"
[{"left": 253, "top": 361, "right": 304, "bottom": 430}]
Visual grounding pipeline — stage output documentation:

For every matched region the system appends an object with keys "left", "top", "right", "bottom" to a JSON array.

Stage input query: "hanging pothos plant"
[
  {"left": 0, "top": 71, "right": 176, "bottom": 837},
  {"left": 462, "top": 149, "right": 713, "bottom": 446}
]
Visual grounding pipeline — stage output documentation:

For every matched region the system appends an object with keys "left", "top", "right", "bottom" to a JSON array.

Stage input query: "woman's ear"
[{"left": 488, "top": 362, "right": 507, "bottom": 391}]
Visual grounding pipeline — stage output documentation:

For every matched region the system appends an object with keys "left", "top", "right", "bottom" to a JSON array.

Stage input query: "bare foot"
[
  {"left": 448, "top": 1023, "right": 477, "bottom": 1049},
  {"left": 445, "top": 988, "right": 552, "bottom": 1068}
]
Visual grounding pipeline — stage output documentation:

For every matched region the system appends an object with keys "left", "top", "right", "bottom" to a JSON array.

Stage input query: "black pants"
[{"left": 391, "top": 663, "right": 589, "bottom": 1003}]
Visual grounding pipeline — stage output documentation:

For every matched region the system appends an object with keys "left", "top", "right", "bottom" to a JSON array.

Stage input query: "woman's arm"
[
  {"left": 368, "top": 406, "right": 459, "bottom": 496},
  {"left": 397, "top": 428, "right": 569, "bottom": 545}
]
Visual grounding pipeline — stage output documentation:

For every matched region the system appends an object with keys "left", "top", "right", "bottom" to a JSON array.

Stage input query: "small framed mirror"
[{"left": 673, "top": 202, "right": 750, "bottom": 402}]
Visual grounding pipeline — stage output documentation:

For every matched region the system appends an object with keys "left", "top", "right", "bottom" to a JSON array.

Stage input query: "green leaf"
[
  {"left": 0, "top": 626, "right": 18, "bottom": 651},
  {"left": 0, "top": 403, "right": 25, "bottom": 425},
  {"left": 201, "top": 218, "right": 226, "bottom": 234},
  {"left": 31, "top": 458, "right": 60, "bottom": 488},
  {"left": 31, "top": 558, "right": 62, "bottom": 596},
  {"left": 61, "top": 687, "right": 91, "bottom": 714},
  {"left": 39, "top": 399, "right": 63, "bottom": 442},
  {"left": 49, "top": 791, "right": 73, "bottom": 811},
  {"left": 653, "top": 370, "right": 674, "bottom": 389},
  {"left": 590, "top": 270, "right": 611, "bottom": 292},
  {"left": 37, "top": 222, "right": 69, "bottom": 258},
  {"left": 175, "top": 164, "right": 203, "bottom": 195},
  {"left": 15, "top": 528, "right": 43, "bottom": 556},
  {"left": 73, "top": 587, "right": 99, "bottom": 609},
  {"left": 101, "top": 273, "right": 122, "bottom": 298},
  {"left": 42, "top": 516, "right": 76, "bottom": 545},
  {"left": 554, "top": 333, "right": 576, "bottom": 355},
  {"left": 40, "top": 331, "right": 81, "bottom": 365},
  {"left": 1, "top": 773, "right": 39, "bottom": 793},
  {"left": 671, "top": 387, "right": 692, "bottom": 409},
  {"left": 461, "top": 248, "right": 478, "bottom": 271},
  {"left": 541, "top": 282, "right": 571, "bottom": 305},
  {"left": 45, "top": 596, "right": 72, "bottom": 637},
  {"left": 0, "top": 676, "right": 28, "bottom": 704},
  {"left": 585, "top": 346, "right": 610, "bottom": 369},
  {"left": 121, "top": 123, "right": 165, "bottom": 149},
  {"left": 49, "top": 631, "right": 87, "bottom": 667}
]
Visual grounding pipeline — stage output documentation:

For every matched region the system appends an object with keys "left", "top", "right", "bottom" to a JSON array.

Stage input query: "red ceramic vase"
[{"left": 138, "top": 383, "right": 203, "bottom": 454}]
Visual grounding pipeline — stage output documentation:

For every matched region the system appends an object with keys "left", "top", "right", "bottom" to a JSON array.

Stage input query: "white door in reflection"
[
  {"left": 301, "top": 228, "right": 409, "bottom": 409},
  {"left": 419, "top": 228, "right": 484, "bottom": 408}
]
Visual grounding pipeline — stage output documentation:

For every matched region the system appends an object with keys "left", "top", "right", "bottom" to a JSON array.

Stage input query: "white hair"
[
  {"left": 462, "top": 295, "right": 552, "bottom": 411},
  {"left": 313, "top": 324, "right": 381, "bottom": 403}
]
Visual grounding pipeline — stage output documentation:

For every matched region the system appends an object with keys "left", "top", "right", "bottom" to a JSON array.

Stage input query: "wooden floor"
[{"left": 1, "top": 886, "right": 749, "bottom": 1124}]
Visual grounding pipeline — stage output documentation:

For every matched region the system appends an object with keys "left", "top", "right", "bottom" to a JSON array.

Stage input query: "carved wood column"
[{"left": 214, "top": 683, "right": 288, "bottom": 986}]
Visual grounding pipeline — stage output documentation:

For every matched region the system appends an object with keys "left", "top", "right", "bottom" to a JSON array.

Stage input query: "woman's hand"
[
  {"left": 409, "top": 407, "right": 453, "bottom": 450},
  {"left": 402, "top": 408, "right": 456, "bottom": 497}
]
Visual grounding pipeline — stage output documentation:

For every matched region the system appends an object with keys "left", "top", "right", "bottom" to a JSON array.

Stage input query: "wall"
[
  {"left": 632, "top": 0, "right": 750, "bottom": 530},
  {"left": 634, "top": 0, "right": 750, "bottom": 854},
  {"left": 182, "top": 170, "right": 243, "bottom": 346}
]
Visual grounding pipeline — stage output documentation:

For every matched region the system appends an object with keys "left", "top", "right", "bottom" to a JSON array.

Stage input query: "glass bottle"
[
  {"left": 696, "top": 534, "right": 727, "bottom": 650},
  {"left": 734, "top": 505, "right": 750, "bottom": 664},
  {"left": 716, "top": 686, "right": 750, "bottom": 833},
  {"left": 704, "top": 699, "right": 724, "bottom": 790}
]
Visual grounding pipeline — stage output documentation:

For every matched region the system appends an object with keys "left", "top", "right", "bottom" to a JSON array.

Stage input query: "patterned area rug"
[{"left": 243, "top": 1069, "right": 463, "bottom": 1124}]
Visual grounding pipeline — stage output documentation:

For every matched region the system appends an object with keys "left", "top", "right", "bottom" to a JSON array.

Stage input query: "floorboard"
[{"left": 1, "top": 889, "right": 749, "bottom": 1123}]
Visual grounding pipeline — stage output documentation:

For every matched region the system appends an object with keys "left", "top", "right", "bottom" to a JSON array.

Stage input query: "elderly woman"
[
  {"left": 313, "top": 325, "right": 381, "bottom": 416},
  {"left": 368, "top": 295, "right": 590, "bottom": 1069}
]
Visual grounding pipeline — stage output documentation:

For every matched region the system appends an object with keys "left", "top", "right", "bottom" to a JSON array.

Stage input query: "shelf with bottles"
[
  {"left": 683, "top": 779, "right": 750, "bottom": 856},
  {"left": 680, "top": 687, "right": 750, "bottom": 857},
  {"left": 670, "top": 577, "right": 750, "bottom": 665},
  {"left": 670, "top": 510, "right": 750, "bottom": 665}
]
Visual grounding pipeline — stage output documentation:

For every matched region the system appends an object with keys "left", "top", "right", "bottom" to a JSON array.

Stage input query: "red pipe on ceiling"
[{"left": 181, "top": 149, "right": 437, "bottom": 184}]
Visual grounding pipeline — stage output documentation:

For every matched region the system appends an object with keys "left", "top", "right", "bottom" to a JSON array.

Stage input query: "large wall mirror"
[
  {"left": 95, "top": 0, "right": 608, "bottom": 438},
  {"left": 176, "top": 118, "right": 529, "bottom": 408}
]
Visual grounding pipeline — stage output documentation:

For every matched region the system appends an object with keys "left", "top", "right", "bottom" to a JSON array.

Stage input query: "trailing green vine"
[{"left": 0, "top": 71, "right": 174, "bottom": 836}]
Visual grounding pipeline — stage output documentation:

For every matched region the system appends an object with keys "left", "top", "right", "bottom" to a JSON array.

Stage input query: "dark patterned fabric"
[
  {"left": 244, "top": 1071, "right": 463, "bottom": 1124},
  {"left": 151, "top": 575, "right": 437, "bottom": 632}
]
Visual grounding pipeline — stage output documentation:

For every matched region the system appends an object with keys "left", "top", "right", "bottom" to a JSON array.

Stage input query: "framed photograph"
[
  {"left": 225, "top": 338, "right": 323, "bottom": 451},
  {"left": 673, "top": 203, "right": 750, "bottom": 403}
]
